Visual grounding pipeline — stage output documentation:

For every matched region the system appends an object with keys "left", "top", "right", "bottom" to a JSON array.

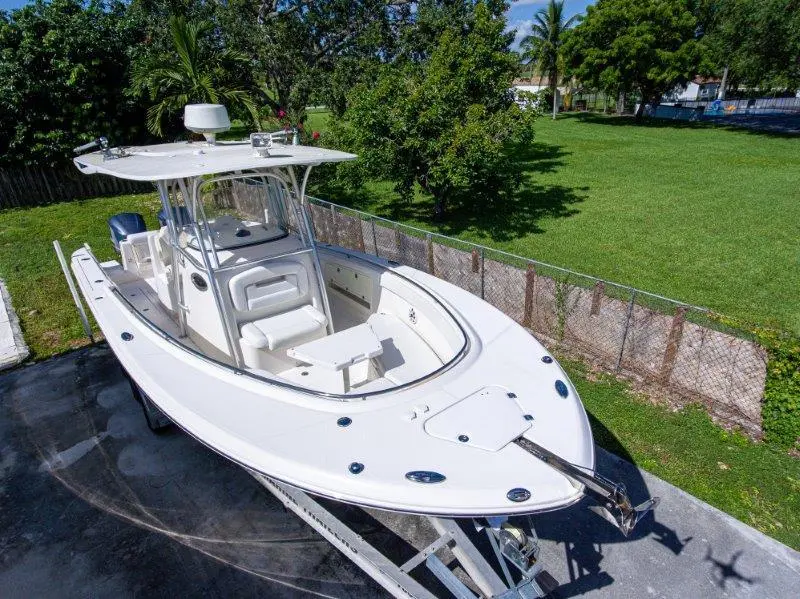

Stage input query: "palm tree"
[
  {"left": 132, "top": 16, "right": 259, "bottom": 137},
  {"left": 520, "top": 0, "right": 580, "bottom": 120}
]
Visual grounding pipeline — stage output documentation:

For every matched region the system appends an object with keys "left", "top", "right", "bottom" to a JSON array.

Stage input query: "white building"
[
  {"left": 665, "top": 77, "right": 722, "bottom": 102},
  {"left": 512, "top": 77, "right": 568, "bottom": 108}
]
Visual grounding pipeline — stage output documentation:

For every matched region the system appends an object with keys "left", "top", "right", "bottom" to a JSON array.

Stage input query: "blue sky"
[
  {"left": 0, "top": 0, "right": 27, "bottom": 10},
  {"left": 506, "top": 0, "right": 593, "bottom": 48},
  {"left": 0, "top": 0, "right": 593, "bottom": 36}
]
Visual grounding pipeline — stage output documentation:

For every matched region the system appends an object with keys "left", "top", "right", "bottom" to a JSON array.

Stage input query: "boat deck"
[
  {"left": 104, "top": 262, "right": 445, "bottom": 395},
  {"left": 115, "top": 277, "right": 187, "bottom": 341}
]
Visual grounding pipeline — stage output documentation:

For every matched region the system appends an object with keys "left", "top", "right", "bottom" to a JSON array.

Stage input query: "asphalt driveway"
[{"left": 1, "top": 345, "right": 797, "bottom": 598}]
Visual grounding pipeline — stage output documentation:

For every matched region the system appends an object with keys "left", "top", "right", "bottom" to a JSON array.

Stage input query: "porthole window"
[{"left": 191, "top": 273, "right": 208, "bottom": 291}]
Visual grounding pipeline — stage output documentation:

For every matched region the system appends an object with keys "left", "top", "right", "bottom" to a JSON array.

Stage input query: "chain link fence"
[{"left": 307, "top": 198, "right": 768, "bottom": 436}]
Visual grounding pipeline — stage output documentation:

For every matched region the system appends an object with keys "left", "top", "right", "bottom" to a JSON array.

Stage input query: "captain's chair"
[{"left": 229, "top": 261, "right": 328, "bottom": 370}]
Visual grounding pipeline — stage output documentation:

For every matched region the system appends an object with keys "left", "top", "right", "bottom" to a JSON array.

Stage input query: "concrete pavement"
[
  {"left": 0, "top": 279, "right": 28, "bottom": 371},
  {"left": 1, "top": 345, "right": 797, "bottom": 598}
]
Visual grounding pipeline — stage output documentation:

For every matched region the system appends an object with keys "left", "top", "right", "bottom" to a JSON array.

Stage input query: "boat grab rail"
[{"left": 174, "top": 243, "right": 314, "bottom": 274}]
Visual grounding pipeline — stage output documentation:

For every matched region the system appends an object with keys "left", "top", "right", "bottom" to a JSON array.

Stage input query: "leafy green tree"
[
  {"left": 0, "top": 0, "right": 147, "bottom": 166},
  {"left": 698, "top": 0, "right": 800, "bottom": 93},
  {"left": 520, "top": 0, "right": 580, "bottom": 120},
  {"left": 564, "top": 0, "right": 701, "bottom": 118},
  {"left": 332, "top": 1, "right": 537, "bottom": 219},
  {"left": 131, "top": 15, "right": 259, "bottom": 136},
  {"left": 218, "top": 0, "right": 413, "bottom": 123}
]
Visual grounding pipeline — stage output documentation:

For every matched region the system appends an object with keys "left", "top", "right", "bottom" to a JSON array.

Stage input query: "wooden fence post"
[
  {"left": 394, "top": 224, "right": 402, "bottom": 259},
  {"left": 371, "top": 218, "right": 379, "bottom": 257},
  {"left": 329, "top": 204, "right": 339, "bottom": 246},
  {"left": 522, "top": 263, "right": 536, "bottom": 328},
  {"left": 590, "top": 281, "right": 605, "bottom": 316},
  {"left": 357, "top": 218, "right": 366, "bottom": 252},
  {"left": 426, "top": 234, "right": 434, "bottom": 274},
  {"left": 659, "top": 306, "right": 688, "bottom": 384}
]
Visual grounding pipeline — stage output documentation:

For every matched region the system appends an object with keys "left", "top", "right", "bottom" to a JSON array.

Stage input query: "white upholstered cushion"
[
  {"left": 228, "top": 262, "right": 309, "bottom": 314},
  {"left": 240, "top": 305, "right": 328, "bottom": 351}
]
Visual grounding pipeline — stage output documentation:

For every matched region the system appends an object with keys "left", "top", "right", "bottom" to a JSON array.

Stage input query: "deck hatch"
[{"left": 423, "top": 386, "right": 530, "bottom": 451}]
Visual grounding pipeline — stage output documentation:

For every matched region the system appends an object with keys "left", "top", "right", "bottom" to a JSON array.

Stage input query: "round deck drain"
[
  {"left": 458, "top": 434, "right": 469, "bottom": 443},
  {"left": 507, "top": 488, "right": 531, "bottom": 502},
  {"left": 524, "top": 414, "right": 534, "bottom": 421},
  {"left": 348, "top": 462, "right": 364, "bottom": 474},
  {"left": 555, "top": 380, "right": 569, "bottom": 398},
  {"left": 337, "top": 417, "right": 352, "bottom": 427},
  {"left": 541, "top": 356, "right": 553, "bottom": 364},
  {"left": 121, "top": 332, "right": 134, "bottom": 341}
]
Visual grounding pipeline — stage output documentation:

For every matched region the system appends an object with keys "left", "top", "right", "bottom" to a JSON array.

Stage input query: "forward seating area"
[{"left": 277, "top": 313, "right": 443, "bottom": 394}]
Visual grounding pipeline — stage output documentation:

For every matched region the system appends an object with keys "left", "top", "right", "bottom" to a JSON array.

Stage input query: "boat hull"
[{"left": 71, "top": 245, "right": 595, "bottom": 517}]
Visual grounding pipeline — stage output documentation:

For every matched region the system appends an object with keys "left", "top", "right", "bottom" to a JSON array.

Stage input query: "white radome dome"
[{"left": 183, "top": 104, "right": 231, "bottom": 144}]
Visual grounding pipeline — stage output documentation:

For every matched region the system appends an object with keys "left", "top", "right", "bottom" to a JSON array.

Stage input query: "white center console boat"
[{"left": 62, "top": 105, "right": 657, "bottom": 598}]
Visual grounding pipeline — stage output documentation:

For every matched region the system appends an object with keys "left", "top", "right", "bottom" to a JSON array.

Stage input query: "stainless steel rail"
[{"left": 514, "top": 437, "right": 659, "bottom": 537}]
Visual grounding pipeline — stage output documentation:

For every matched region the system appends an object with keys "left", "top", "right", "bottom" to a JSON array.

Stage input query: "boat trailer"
[
  {"left": 247, "top": 437, "right": 658, "bottom": 599},
  {"left": 252, "top": 472, "right": 559, "bottom": 599}
]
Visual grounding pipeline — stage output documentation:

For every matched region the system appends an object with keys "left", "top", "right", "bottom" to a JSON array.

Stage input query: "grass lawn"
[
  {"left": 0, "top": 193, "right": 161, "bottom": 357},
  {"left": 317, "top": 113, "right": 800, "bottom": 334},
  {"left": 223, "top": 107, "right": 331, "bottom": 140}
]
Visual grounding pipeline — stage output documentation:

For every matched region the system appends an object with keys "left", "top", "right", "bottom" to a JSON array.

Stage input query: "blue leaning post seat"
[
  {"left": 157, "top": 206, "right": 191, "bottom": 228},
  {"left": 108, "top": 212, "right": 147, "bottom": 252}
]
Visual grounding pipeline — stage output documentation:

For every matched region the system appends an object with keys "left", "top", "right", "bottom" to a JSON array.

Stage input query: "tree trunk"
[
  {"left": 552, "top": 86, "right": 558, "bottom": 120},
  {"left": 616, "top": 90, "right": 625, "bottom": 115},
  {"left": 717, "top": 65, "right": 729, "bottom": 100},
  {"left": 433, "top": 196, "right": 446, "bottom": 221}
]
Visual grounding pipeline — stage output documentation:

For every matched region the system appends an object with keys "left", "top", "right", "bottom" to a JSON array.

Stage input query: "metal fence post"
[
  {"left": 371, "top": 218, "right": 378, "bottom": 258},
  {"left": 616, "top": 290, "right": 637, "bottom": 371}
]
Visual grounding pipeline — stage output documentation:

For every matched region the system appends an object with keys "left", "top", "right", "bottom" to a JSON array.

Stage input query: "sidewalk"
[{"left": 0, "top": 279, "right": 28, "bottom": 370}]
